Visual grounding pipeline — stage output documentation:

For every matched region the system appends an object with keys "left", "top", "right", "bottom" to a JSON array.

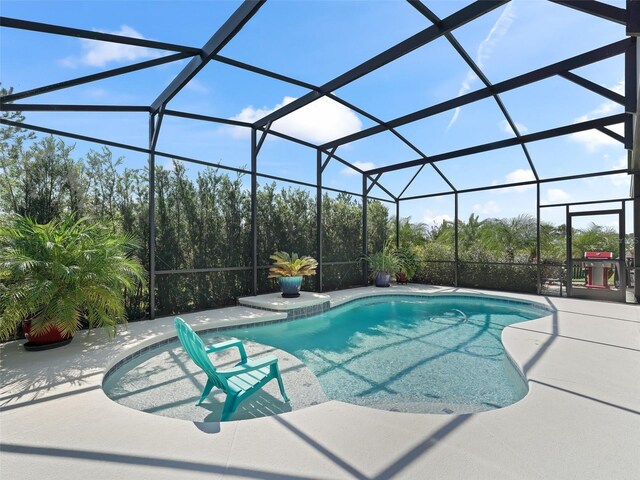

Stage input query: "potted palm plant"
[
  {"left": 268, "top": 251, "right": 317, "bottom": 298},
  {"left": 0, "top": 214, "right": 146, "bottom": 350},
  {"left": 396, "top": 247, "right": 419, "bottom": 284},
  {"left": 363, "top": 242, "right": 401, "bottom": 287}
]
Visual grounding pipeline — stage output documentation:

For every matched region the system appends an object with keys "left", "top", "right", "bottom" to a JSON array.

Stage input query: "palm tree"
[
  {"left": 452, "top": 213, "right": 491, "bottom": 261},
  {"left": 0, "top": 214, "right": 146, "bottom": 342},
  {"left": 572, "top": 222, "right": 619, "bottom": 258},
  {"left": 397, "top": 216, "right": 427, "bottom": 248},
  {"left": 484, "top": 214, "right": 537, "bottom": 262},
  {"left": 540, "top": 221, "right": 565, "bottom": 262}
]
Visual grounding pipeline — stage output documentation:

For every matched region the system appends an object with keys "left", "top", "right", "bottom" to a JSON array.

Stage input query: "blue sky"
[{"left": 0, "top": 0, "right": 632, "bottom": 231}]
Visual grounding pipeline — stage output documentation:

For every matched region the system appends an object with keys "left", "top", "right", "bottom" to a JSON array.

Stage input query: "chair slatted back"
[{"left": 174, "top": 318, "right": 228, "bottom": 392}]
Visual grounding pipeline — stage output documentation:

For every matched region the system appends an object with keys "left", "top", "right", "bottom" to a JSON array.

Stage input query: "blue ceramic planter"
[
  {"left": 279, "top": 276, "right": 303, "bottom": 297},
  {"left": 374, "top": 272, "right": 391, "bottom": 287}
]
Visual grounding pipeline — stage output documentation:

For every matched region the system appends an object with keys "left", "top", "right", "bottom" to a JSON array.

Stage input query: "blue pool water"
[{"left": 219, "top": 295, "right": 549, "bottom": 414}]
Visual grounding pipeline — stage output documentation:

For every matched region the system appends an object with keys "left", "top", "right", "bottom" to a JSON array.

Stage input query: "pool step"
[{"left": 238, "top": 291, "right": 331, "bottom": 320}]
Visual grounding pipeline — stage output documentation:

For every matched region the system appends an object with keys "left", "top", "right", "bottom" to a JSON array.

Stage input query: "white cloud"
[
  {"left": 505, "top": 168, "right": 535, "bottom": 192},
  {"left": 227, "top": 96, "right": 362, "bottom": 144},
  {"left": 472, "top": 200, "right": 500, "bottom": 215},
  {"left": 61, "top": 25, "right": 160, "bottom": 67},
  {"left": 545, "top": 188, "right": 571, "bottom": 203},
  {"left": 569, "top": 79, "right": 624, "bottom": 152},
  {"left": 506, "top": 168, "right": 535, "bottom": 183},
  {"left": 341, "top": 161, "right": 376, "bottom": 176},
  {"left": 570, "top": 123, "right": 623, "bottom": 152},
  {"left": 492, "top": 168, "right": 535, "bottom": 192},
  {"left": 422, "top": 210, "right": 453, "bottom": 226},
  {"left": 448, "top": 2, "right": 517, "bottom": 128},
  {"left": 610, "top": 155, "right": 630, "bottom": 188},
  {"left": 498, "top": 119, "right": 528, "bottom": 134}
]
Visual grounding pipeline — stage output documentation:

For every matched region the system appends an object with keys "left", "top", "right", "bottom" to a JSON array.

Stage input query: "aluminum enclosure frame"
[{"left": 1, "top": 0, "right": 639, "bottom": 317}]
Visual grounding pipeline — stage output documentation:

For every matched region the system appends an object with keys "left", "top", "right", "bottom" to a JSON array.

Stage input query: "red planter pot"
[
  {"left": 22, "top": 319, "right": 73, "bottom": 350},
  {"left": 396, "top": 273, "right": 409, "bottom": 284}
]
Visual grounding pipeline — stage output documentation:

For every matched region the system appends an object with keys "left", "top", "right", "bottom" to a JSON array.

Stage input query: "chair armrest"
[
  {"left": 205, "top": 339, "right": 247, "bottom": 363},
  {"left": 219, "top": 354, "right": 279, "bottom": 376}
]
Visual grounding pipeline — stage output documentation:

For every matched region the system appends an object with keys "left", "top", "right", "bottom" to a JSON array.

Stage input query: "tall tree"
[
  {"left": 0, "top": 85, "right": 35, "bottom": 213},
  {"left": 367, "top": 200, "right": 389, "bottom": 254},
  {"left": 18, "top": 136, "right": 76, "bottom": 223}
]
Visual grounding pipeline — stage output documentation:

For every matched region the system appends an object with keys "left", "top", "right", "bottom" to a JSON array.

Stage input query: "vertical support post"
[
  {"left": 536, "top": 183, "right": 541, "bottom": 294},
  {"left": 395, "top": 201, "right": 400, "bottom": 249},
  {"left": 251, "top": 127, "right": 258, "bottom": 296},
  {"left": 629, "top": 1, "right": 640, "bottom": 301},
  {"left": 620, "top": 201, "right": 627, "bottom": 297},
  {"left": 634, "top": 175, "right": 640, "bottom": 302},
  {"left": 628, "top": 0, "right": 640, "bottom": 36},
  {"left": 362, "top": 174, "right": 368, "bottom": 286},
  {"left": 624, "top": 38, "right": 637, "bottom": 149},
  {"left": 566, "top": 205, "right": 572, "bottom": 298},
  {"left": 316, "top": 149, "right": 323, "bottom": 292},
  {"left": 454, "top": 192, "right": 459, "bottom": 287},
  {"left": 148, "top": 114, "right": 156, "bottom": 319}
]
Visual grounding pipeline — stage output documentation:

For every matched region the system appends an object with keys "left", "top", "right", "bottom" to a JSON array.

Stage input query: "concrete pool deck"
[{"left": 1, "top": 285, "right": 639, "bottom": 479}]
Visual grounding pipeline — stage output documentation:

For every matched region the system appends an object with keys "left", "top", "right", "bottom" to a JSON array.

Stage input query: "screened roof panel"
[
  {"left": 155, "top": 115, "right": 251, "bottom": 172},
  {"left": 541, "top": 176, "right": 630, "bottom": 207},
  {"left": 0, "top": 0, "right": 633, "bottom": 211},
  {"left": 400, "top": 196, "right": 455, "bottom": 232},
  {"left": 169, "top": 60, "right": 311, "bottom": 121},
  {"left": 458, "top": 185, "right": 536, "bottom": 221},
  {"left": 452, "top": 1, "right": 625, "bottom": 84},
  {"left": 7, "top": 55, "right": 192, "bottom": 106},
  {"left": 435, "top": 145, "right": 533, "bottom": 190},
  {"left": 24, "top": 111, "right": 148, "bottom": 149},
  {"left": 333, "top": 36, "right": 472, "bottom": 122},
  {"left": 399, "top": 165, "right": 454, "bottom": 199},
  {"left": 320, "top": 158, "right": 366, "bottom": 197},
  {"left": 256, "top": 136, "right": 317, "bottom": 185},
  {"left": 218, "top": 0, "right": 428, "bottom": 85},
  {"left": 0, "top": 28, "right": 166, "bottom": 94},
  {"left": 396, "top": 96, "right": 516, "bottom": 157},
  {"left": 525, "top": 132, "right": 627, "bottom": 180},
  {"left": 259, "top": 97, "right": 377, "bottom": 146},
  {"left": 569, "top": 55, "right": 625, "bottom": 89},
  {"left": 497, "top": 75, "right": 625, "bottom": 135},
  {"left": 341, "top": 129, "right": 420, "bottom": 169},
  {"left": 367, "top": 183, "right": 395, "bottom": 203},
  {"left": 425, "top": 0, "right": 475, "bottom": 19},
  {"left": 0, "top": 30, "right": 63, "bottom": 92},
  {"left": 375, "top": 166, "right": 425, "bottom": 199},
  {"left": 0, "top": 0, "right": 241, "bottom": 46}
]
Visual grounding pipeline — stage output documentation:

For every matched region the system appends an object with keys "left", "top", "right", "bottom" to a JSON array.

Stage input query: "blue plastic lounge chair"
[{"left": 174, "top": 317, "right": 289, "bottom": 421}]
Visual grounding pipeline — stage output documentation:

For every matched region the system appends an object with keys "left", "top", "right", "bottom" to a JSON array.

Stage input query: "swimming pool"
[
  {"left": 222, "top": 295, "right": 549, "bottom": 414},
  {"left": 103, "top": 294, "right": 550, "bottom": 419}
]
